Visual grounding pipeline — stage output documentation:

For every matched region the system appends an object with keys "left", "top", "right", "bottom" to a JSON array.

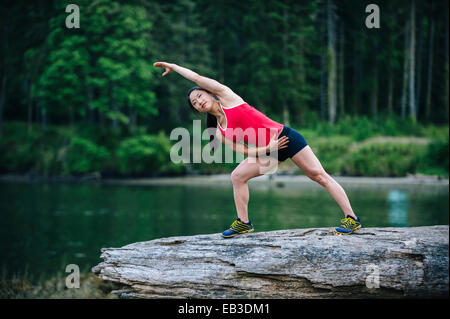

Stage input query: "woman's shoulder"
[
  {"left": 217, "top": 87, "right": 246, "bottom": 108},
  {"left": 221, "top": 101, "right": 247, "bottom": 109}
]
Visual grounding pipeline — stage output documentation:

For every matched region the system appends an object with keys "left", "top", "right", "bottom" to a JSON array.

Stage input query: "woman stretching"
[{"left": 154, "top": 61, "right": 361, "bottom": 237}]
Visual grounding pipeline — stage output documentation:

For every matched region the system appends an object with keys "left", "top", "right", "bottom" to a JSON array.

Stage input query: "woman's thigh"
[
  {"left": 289, "top": 145, "right": 325, "bottom": 177},
  {"left": 232, "top": 156, "right": 279, "bottom": 182}
]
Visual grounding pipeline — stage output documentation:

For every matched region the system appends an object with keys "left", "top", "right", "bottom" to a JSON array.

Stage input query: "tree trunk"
[
  {"left": 387, "top": 68, "right": 394, "bottom": 114},
  {"left": 218, "top": 42, "right": 225, "bottom": 84},
  {"left": 27, "top": 81, "right": 34, "bottom": 132},
  {"left": 282, "top": 3, "right": 290, "bottom": 126},
  {"left": 370, "top": 60, "right": 378, "bottom": 117},
  {"left": 93, "top": 226, "right": 449, "bottom": 298},
  {"left": 0, "top": 73, "right": 5, "bottom": 137},
  {"left": 35, "top": 97, "right": 40, "bottom": 126},
  {"left": 69, "top": 105, "right": 74, "bottom": 127},
  {"left": 327, "top": 0, "right": 337, "bottom": 125},
  {"left": 218, "top": 9, "right": 225, "bottom": 85},
  {"left": 352, "top": 37, "right": 362, "bottom": 115},
  {"left": 401, "top": 22, "right": 410, "bottom": 119},
  {"left": 445, "top": 0, "right": 449, "bottom": 121},
  {"left": 415, "top": 14, "right": 425, "bottom": 118},
  {"left": 127, "top": 102, "right": 136, "bottom": 133},
  {"left": 338, "top": 20, "right": 345, "bottom": 116},
  {"left": 319, "top": 6, "right": 327, "bottom": 122},
  {"left": 99, "top": 109, "right": 105, "bottom": 127},
  {"left": 87, "top": 85, "right": 95, "bottom": 124},
  {"left": 109, "top": 83, "right": 119, "bottom": 132},
  {"left": 409, "top": 0, "right": 416, "bottom": 121},
  {"left": 0, "top": 24, "right": 7, "bottom": 138},
  {"left": 425, "top": 3, "right": 434, "bottom": 122},
  {"left": 297, "top": 28, "right": 306, "bottom": 125},
  {"left": 40, "top": 104, "right": 47, "bottom": 131}
]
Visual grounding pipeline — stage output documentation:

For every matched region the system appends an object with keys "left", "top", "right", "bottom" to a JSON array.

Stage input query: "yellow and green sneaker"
[
  {"left": 221, "top": 218, "right": 254, "bottom": 238},
  {"left": 334, "top": 215, "right": 361, "bottom": 235}
]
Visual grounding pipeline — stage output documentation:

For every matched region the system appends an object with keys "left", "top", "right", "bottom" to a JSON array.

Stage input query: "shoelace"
[
  {"left": 230, "top": 220, "right": 249, "bottom": 231},
  {"left": 340, "top": 217, "right": 357, "bottom": 229}
]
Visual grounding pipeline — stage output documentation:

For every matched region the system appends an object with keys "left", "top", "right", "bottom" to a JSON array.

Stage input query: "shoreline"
[
  {"left": 102, "top": 174, "right": 450, "bottom": 190},
  {"left": 1, "top": 173, "right": 448, "bottom": 190}
]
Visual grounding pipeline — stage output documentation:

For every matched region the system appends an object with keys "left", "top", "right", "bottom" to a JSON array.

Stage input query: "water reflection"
[
  {"left": 0, "top": 182, "right": 447, "bottom": 282},
  {"left": 387, "top": 190, "right": 409, "bottom": 227}
]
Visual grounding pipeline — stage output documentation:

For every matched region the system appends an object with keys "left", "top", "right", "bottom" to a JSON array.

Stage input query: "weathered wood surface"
[{"left": 92, "top": 226, "right": 449, "bottom": 298}]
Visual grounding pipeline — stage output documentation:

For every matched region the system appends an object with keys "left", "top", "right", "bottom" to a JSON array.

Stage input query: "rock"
[{"left": 92, "top": 226, "right": 448, "bottom": 298}]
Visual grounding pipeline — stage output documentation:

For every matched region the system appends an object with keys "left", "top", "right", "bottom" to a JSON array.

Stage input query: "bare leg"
[
  {"left": 230, "top": 157, "right": 278, "bottom": 223},
  {"left": 290, "top": 146, "right": 357, "bottom": 219}
]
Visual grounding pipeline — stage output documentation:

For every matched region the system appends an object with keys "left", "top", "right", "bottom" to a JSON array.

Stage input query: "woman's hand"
[
  {"left": 267, "top": 134, "right": 289, "bottom": 152},
  {"left": 153, "top": 62, "right": 175, "bottom": 77}
]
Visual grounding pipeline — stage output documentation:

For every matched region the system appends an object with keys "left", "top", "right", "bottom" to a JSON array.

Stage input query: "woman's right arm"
[
  {"left": 153, "top": 62, "right": 243, "bottom": 103},
  {"left": 215, "top": 129, "right": 289, "bottom": 158}
]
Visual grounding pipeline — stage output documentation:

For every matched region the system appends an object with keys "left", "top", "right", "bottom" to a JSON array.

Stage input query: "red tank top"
[{"left": 217, "top": 102, "right": 284, "bottom": 147}]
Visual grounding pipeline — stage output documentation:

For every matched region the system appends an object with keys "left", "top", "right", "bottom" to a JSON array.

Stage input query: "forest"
[{"left": 0, "top": 0, "right": 448, "bottom": 178}]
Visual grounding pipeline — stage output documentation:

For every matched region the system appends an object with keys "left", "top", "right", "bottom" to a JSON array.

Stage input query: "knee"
[
  {"left": 307, "top": 169, "right": 330, "bottom": 187},
  {"left": 231, "top": 169, "right": 247, "bottom": 185}
]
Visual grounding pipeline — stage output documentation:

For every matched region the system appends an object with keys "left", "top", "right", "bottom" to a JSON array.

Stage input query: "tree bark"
[
  {"left": 415, "top": 14, "right": 425, "bottom": 117},
  {"left": 352, "top": 36, "right": 362, "bottom": 115},
  {"left": 282, "top": 3, "right": 290, "bottom": 126},
  {"left": 0, "top": 73, "right": 5, "bottom": 137},
  {"left": 401, "top": 22, "right": 410, "bottom": 119},
  {"left": 425, "top": 3, "right": 435, "bottom": 122},
  {"left": 409, "top": 0, "right": 416, "bottom": 121},
  {"left": 319, "top": 6, "right": 327, "bottom": 122},
  {"left": 0, "top": 24, "right": 8, "bottom": 138},
  {"left": 327, "top": 0, "right": 337, "bottom": 124},
  {"left": 370, "top": 60, "right": 378, "bottom": 117},
  {"left": 218, "top": 42, "right": 225, "bottom": 84},
  {"left": 444, "top": 0, "right": 449, "bottom": 121},
  {"left": 387, "top": 68, "right": 394, "bottom": 114},
  {"left": 86, "top": 84, "right": 95, "bottom": 124},
  {"left": 320, "top": 53, "right": 327, "bottom": 121},
  {"left": 338, "top": 20, "right": 345, "bottom": 116},
  {"left": 27, "top": 81, "right": 34, "bottom": 132}
]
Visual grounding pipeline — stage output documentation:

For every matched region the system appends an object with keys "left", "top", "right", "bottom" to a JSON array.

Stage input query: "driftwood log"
[{"left": 92, "top": 226, "right": 448, "bottom": 298}]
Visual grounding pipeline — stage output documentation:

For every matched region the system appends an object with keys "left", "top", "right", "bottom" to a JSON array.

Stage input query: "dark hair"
[{"left": 187, "top": 86, "right": 219, "bottom": 153}]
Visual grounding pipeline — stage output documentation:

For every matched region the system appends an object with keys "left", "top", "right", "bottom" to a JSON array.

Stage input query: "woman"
[{"left": 154, "top": 61, "right": 361, "bottom": 237}]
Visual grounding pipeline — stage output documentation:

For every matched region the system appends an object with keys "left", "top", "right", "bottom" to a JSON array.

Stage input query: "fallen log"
[{"left": 92, "top": 226, "right": 448, "bottom": 298}]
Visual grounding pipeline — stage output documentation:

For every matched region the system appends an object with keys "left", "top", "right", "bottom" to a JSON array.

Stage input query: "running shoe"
[
  {"left": 334, "top": 215, "right": 361, "bottom": 235},
  {"left": 221, "top": 218, "right": 254, "bottom": 238}
]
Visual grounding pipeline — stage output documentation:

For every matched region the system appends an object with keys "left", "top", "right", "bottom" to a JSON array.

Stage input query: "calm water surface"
[{"left": 0, "top": 180, "right": 448, "bottom": 282}]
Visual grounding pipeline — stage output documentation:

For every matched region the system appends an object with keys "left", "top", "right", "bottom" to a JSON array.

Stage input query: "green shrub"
[
  {"left": 65, "top": 137, "right": 111, "bottom": 174},
  {"left": 417, "top": 135, "right": 449, "bottom": 176},
  {"left": 309, "top": 136, "right": 353, "bottom": 173},
  {"left": 421, "top": 125, "right": 449, "bottom": 139},
  {"left": 1, "top": 120, "right": 446, "bottom": 178},
  {"left": 340, "top": 142, "right": 426, "bottom": 177},
  {"left": 0, "top": 123, "right": 64, "bottom": 174},
  {"left": 115, "top": 133, "right": 184, "bottom": 175},
  {"left": 302, "top": 115, "right": 432, "bottom": 141},
  {"left": 0, "top": 134, "right": 38, "bottom": 173},
  {"left": 350, "top": 116, "right": 375, "bottom": 141}
]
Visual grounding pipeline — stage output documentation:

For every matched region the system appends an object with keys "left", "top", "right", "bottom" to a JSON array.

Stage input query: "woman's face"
[{"left": 189, "top": 89, "right": 215, "bottom": 113}]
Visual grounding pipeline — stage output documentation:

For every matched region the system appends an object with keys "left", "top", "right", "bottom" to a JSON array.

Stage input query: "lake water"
[{"left": 0, "top": 179, "right": 448, "bottom": 282}]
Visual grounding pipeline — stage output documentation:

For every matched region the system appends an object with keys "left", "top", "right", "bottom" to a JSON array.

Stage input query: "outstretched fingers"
[
  {"left": 153, "top": 62, "right": 172, "bottom": 77},
  {"left": 278, "top": 136, "right": 289, "bottom": 149}
]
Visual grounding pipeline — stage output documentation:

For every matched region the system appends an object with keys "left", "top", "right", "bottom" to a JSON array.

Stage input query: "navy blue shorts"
[{"left": 269, "top": 125, "right": 308, "bottom": 162}]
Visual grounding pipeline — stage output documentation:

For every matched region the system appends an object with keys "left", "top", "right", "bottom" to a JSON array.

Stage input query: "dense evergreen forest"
[{"left": 0, "top": 0, "right": 448, "bottom": 177}]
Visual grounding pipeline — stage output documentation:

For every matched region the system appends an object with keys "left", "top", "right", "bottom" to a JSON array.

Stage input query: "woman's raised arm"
[{"left": 153, "top": 62, "right": 228, "bottom": 96}]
